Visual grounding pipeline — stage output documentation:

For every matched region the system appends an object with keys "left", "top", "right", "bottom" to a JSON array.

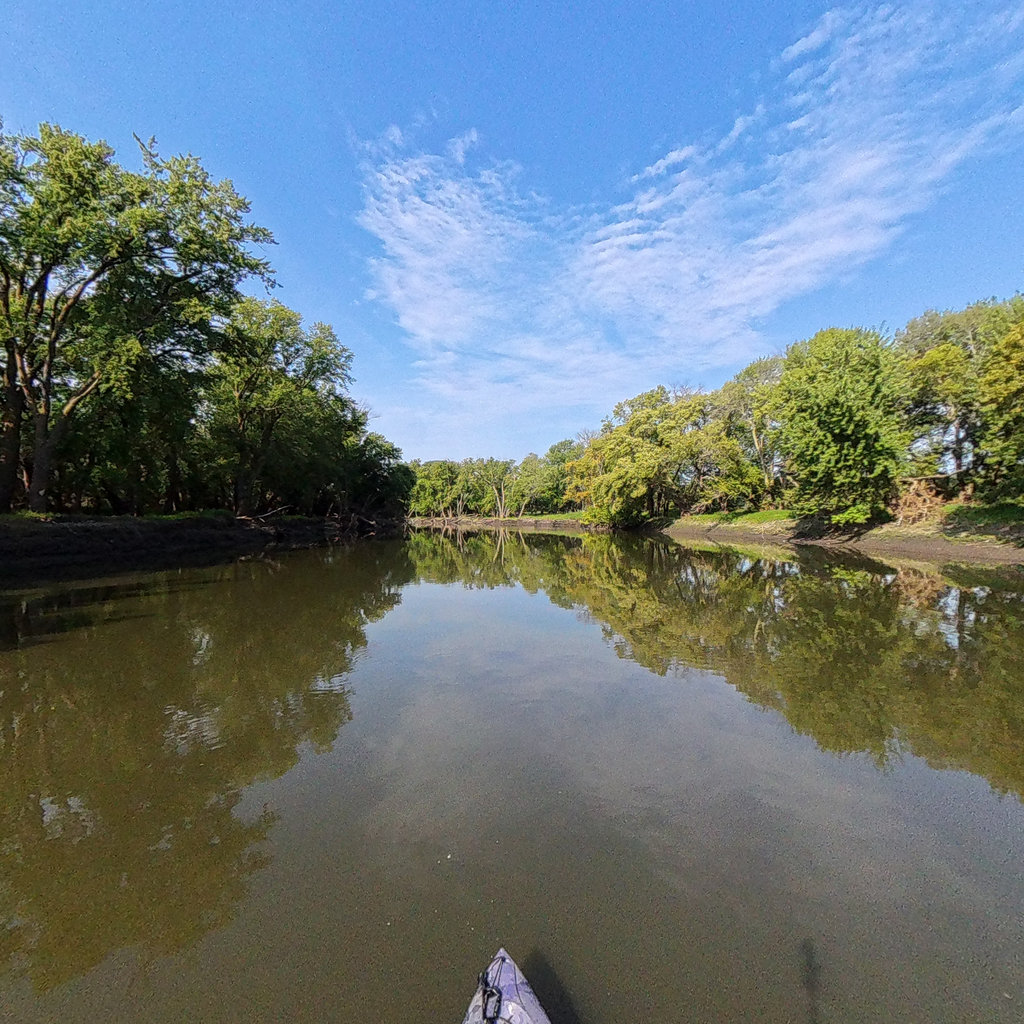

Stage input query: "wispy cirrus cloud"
[{"left": 358, "top": 1, "right": 1024, "bottom": 458}]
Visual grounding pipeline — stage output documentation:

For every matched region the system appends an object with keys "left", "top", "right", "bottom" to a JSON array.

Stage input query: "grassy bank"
[{"left": 664, "top": 503, "right": 1024, "bottom": 566}]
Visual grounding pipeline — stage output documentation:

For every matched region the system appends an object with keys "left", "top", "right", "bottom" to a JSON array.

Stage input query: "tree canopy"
[
  {"left": 0, "top": 121, "right": 411, "bottom": 519},
  {"left": 552, "top": 298, "right": 1024, "bottom": 527}
]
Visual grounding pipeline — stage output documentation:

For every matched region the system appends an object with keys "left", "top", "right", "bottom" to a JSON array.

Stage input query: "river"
[{"left": 1, "top": 530, "right": 1022, "bottom": 1023}]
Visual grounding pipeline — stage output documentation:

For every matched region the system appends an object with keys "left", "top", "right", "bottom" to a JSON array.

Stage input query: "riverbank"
[
  {"left": 663, "top": 513, "right": 1024, "bottom": 566},
  {"left": 0, "top": 513, "right": 399, "bottom": 587},
  {"left": 6, "top": 506, "right": 1023, "bottom": 588},
  {"left": 409, "top": 510, "right": 1024, "bottom": 567},
  {"left": 408, "top": 515, "right": 599, "bottom": 532}
]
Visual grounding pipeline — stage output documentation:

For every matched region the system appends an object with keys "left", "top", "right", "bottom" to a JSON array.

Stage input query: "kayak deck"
[{"left": 462, "top": 948, "right": 553, "bottom": 1024}]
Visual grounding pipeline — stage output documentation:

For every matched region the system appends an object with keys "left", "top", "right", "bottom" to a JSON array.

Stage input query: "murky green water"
[{"left": 1, "top": 530, "right": 1022, "bottom": 1023}]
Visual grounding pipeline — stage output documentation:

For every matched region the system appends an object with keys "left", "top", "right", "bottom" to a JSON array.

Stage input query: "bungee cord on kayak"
[{"left": 463, "top": 949, "right": 552, "bottom": 1024}]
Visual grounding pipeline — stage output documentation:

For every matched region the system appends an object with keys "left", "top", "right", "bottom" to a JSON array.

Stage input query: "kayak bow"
[{"left": 462, "top": 948, "right": 553, "bottom": 1024}]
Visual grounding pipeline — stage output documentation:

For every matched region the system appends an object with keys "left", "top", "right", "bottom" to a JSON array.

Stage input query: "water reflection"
[
  {"left": 3, "top": 530, "right": 1023, "bottom": 1018},
  {"left": 0, "top": 544, "right": 413, "bottom": 990},
  {"left": 407, "top": 529, "right": 1024, "bottom": 800}
]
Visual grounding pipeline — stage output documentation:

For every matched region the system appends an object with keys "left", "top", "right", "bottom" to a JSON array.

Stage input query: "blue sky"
[{"left": 3, "top": 1, "right": 1023, "bottom": 460}]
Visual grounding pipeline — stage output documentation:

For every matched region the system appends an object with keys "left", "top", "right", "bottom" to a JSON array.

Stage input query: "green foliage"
[
  {"left": 773, "top": 328, "right": 908, "bottom": 524},
  {"left": 977, "top": 319, "right": 1024, "bottom": 496},
  {"left": 894, "top": 298, "right": 1022, "bottom": 479},
  {"left": 408, "top": 443, "right": 584, "bottom": 519},
  {"left": 0, "top": 122, "right": 274, "bottom": 511},
  {"left": 203, "top": 297, "right": 356, "bottom": 515},
  {"left": 0, "top": 120, "right": 407, "bottom": 520},
  {"left": 562, "top": 296, "right": 1024, "bottom": 531}
]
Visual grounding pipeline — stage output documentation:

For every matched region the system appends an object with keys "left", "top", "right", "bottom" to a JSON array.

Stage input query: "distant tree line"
[
  {"left": 0, "top": 121, "right": 412, "bottom": 518},
  {"left": 562, "top": 296, "right": 1024, "bottom": 526},
  {"left": 409, "top": 295, "right": 1024, "bottom": 527},
  {"left": 408, "top": 439, "right": 584, "bottom": 518}
]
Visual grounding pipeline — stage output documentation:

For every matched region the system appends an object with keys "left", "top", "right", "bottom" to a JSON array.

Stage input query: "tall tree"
[
  {"left": 0, "top": 123, "right": 272, "bottom": 511},
  {"left": 894, "top": 299, "right": 1014, "bottom": 480},
  {"left": 773, "top": 328, "right": 908, "bottom": 524},
  {"left": 204, "top": 297, "right": 353, "bottom": 516},
  {"left": 715, "top": 356, "right": 784, "bottom": 495},
  {"left": 977, "top": 319, "right": 1024, "bottom": 495}
]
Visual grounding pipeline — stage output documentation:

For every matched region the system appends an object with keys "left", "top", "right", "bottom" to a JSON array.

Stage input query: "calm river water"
[{"left": 1, "top": 530, "right": 1022, "bottom": 1023}]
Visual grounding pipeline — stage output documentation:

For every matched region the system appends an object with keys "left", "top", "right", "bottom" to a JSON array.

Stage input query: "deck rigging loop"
[{"left": 479, "top": 954, "right": 506, "bottom": 1022}]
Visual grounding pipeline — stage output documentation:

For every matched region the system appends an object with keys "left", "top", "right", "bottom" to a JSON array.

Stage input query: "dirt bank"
[
  {"left": 0, "top": 514, "right": 399, "bottom": 587},
  {"left": 662, "top": 518, "right": 1024, "bottom": 566}
]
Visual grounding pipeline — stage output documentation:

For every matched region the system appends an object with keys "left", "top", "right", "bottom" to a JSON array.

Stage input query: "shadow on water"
[
  {"left": 522, "top": 950, "right": 588, "bottom": 1024},
  {"left": 801, "top": 938, "right": 822, "bottom": 1024},
  {"left": 0, "top": 575, "right": 218, "bottom": 652}
]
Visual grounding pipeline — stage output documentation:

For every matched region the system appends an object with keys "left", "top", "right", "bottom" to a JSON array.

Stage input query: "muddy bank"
[
  {"left": 409, "top": 514, "right": 1024, "bottom": 567},
  {"left": 0, "top": 514, "right": 399, "bottom": 587},
  {"left": 663, "top": 519, "right": 1024, "bottom": 567}
]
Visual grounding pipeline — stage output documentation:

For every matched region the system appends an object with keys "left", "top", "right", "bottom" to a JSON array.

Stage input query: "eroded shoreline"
[
  {"left": 3, "top": 511, "right": 1022, "bottom": 589},
  {"left": 0, "top": 515, "right": 398, "bottom": 588}
]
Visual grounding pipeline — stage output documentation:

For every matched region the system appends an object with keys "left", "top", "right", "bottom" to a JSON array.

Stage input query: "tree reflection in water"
[
  {"left": 3, "top": 529, "right": 1022, "bottom": 998},
  {"left": 0, "top": 543, "right": 413, "bottom": 990},
  {"left": 407, "top": 528, "right": 1024, "bottom": 799}
]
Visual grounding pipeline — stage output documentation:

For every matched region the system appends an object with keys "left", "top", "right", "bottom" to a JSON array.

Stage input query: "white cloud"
[
  {"left": 358, "top": 1, "right": 1024, "bottom": 458},
  {"left": 446, "top": 128, "right": 479, "bottom": 165},
  {"left": 780, "top": 8, "right": 847, "bottom": 63},
  {"left": 634, "top": 145, "right": 700, "bottom": 181}
]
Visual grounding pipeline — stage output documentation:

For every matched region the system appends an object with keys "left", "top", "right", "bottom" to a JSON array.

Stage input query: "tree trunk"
[
  {"left": 0, "top": 383, "right": 23, "bottom": 514},
  {"left": 163, "top": 453, "right": 182, "bottom": 514},
  {"left": 102, "top": 481, "right": 129, "bottom": 515},
  {"left": 234, "top": 461, "right": 265, "bottom": 516},
  {"left": 28, "top": 411, "right": 68, "bottom": 513},
  {"left": 952, "top": 420, "right": 965, "bottom": 475}
]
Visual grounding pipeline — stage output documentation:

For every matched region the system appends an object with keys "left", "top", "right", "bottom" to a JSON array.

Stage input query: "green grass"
[
  {"left": 943, "top": 501, "right": 1024, "bottom": 529},
  {"left": 0, "top": 510, "right": 55, "bottom": 523},
  {"left": 520, "top": 510, "right": 584, "bottom": 521},
  {"left": 142, "top": 509, "right": 236, "bottom": 522},
  {"left": 679, "top": 508, "right": 796, "bottom": 525}
]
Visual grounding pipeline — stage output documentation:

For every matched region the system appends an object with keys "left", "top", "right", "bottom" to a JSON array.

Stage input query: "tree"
[
  {"left": 570, "top": 387, "right": 688, "bottom": 525},
  {"left": 335, "top": 432, "right": 414, "bottom": 519},
  {"left": 0, "top": 123, "right": 272, "bottom": 511},
  {"left": 895, "top": 300, "right": 1002, "bottom": 481},
  {"left": 470, "top": 458, "right": 517, "bottom": 518},
  {"left": 773, "top": 328, "right": 908, "bottom": 524},
  {"left": 204, "top": 297, "right": 353, "bottom": 515},
  {"left": 977, "top": 319, "right": 1024, "bottom": 495},
  {"left": 53, "top": 349, "right": 202, "bottom": 513},
  {"left": 408, "top": 460, "right": 459, "bottom": 517},
  {"left": 539, "top": 438, "right": 584, "bottom": 512},
  {"left": 714, "top": 356, "right": 784, "bottom": 496}
]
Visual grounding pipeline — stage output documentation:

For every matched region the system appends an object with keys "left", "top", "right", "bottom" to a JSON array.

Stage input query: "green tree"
[
  {"left": 204, "top": 297, "right": 352, "bottom": 516},
  {"left": 53, "top": 349, "right": 202, "bottom": 513},
  {"left": 774, "top": 328, "right": 908, "bottom": 524},
  {"left": 894, "top": 299, "right": 1020, "bottom": 482},
  {"left": 977, "top": 320, "right": 1024, "bottom": 495},
  {"left": 714, "top": 356, "right": 784, "bottom": 496},
  {"left": 508, "top": 453, "right": 547, "bottom": 515},
  {"left": 471, "top": 457, "right": 517, "bottom": 518},
  {"left": 539, "top": 438, "right": 583, "bottom": 512},
  {"left": 408, "top": 460, "right": 460, "bottom": 517},
  {"left": 572, "top": 388, "right": 687, "bottom": 525},
  {"left": 0, "top": 123, "right": 272, "bottom": 511}
]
